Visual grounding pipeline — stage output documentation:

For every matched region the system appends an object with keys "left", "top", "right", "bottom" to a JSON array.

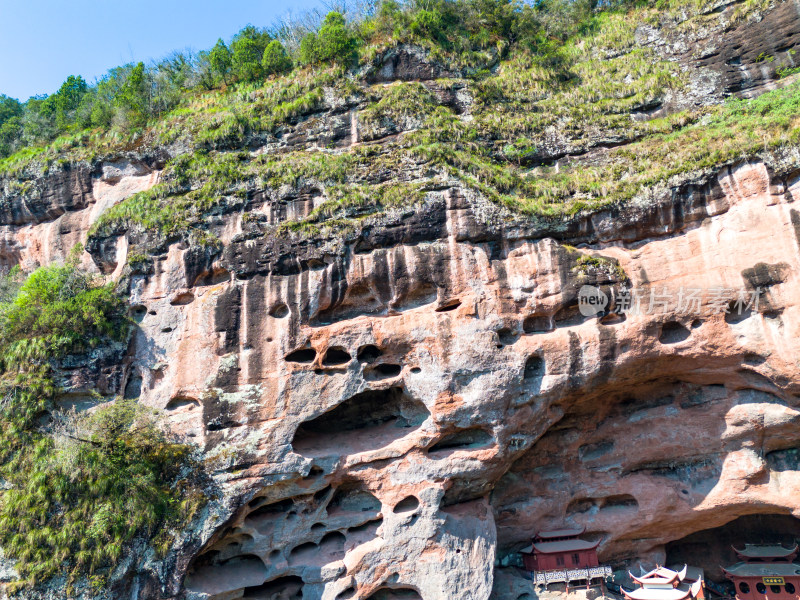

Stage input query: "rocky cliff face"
[{"left": 2, "top": 2, "right": 800, "bottom": 599}]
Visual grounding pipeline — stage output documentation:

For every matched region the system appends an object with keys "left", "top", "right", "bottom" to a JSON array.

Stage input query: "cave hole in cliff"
[
  {"left": 285, "top": 348, "right": 317, "bottom": 363},
  {"left": 665, "top": 513, "right": 800, "bottom": 583},
  {"left": 124, "top": 372, "right": 142, "bottom": 399},
  {"left": 567, "top": 494, "right": 638, "bottom": 516},
  {"left": 659, "top": 321, "right": 691, "bottom": 344},
  {"left": 292, "top": 387, "right": 430, "bottom": 456},
  {"left": 357, "top": 344, "right": 382, "bottom": 363},
  {"left": 428, "top": 428, "right": 493, "bottom": 456},
  {"left": 323, "top": 346, "right": 352, "bottom": 365},
  {"left": 436, "top": 298, "right": 462, "bottom": 312},
  {"left": 497, "top": 326, "right": 521, "bottom": 345},
  {"left": 315, "top": 281, "right": 382, "bottom": 325},
  {"left": 288, "top": 541, "right": 318, "bottom": 566},
  {"left": 170, "top": 291, "right": 195, "bottom": 306},
  {"left": 327, "top": 485, "right": 382, "bottom": 517},
  {"left": 131, "top": 304, "right": 147, "bottom": 323},
  {"left": 523, "top": 314, "right": 554, "bottom": 334},
  {"left": 241, "top": 575, "right": 304, "bottom": 600},
  {"left": 305, "top": 257, "right": 328, "bottom": 271},
  {"left": 166, "top": 395, "right": 200, "bottom": 411},
  {"left": 347, "top": 517, "right": 383, "bottom": 543},
  {"left": 269, "top": 303, "right": 290, "bottom": 318},
  {"left": 320, "top": 530, "right": 347, "bottom": 559},
  {"left": 393, "top": 495, "right": 420, "bottom": 514},
  {"left": 365, "top": 363, "right": 402, "bottom": 380},
  {"left": 725, "top": 300, "right": 753, "bottom": 324},
  {"left": 365, "top": 587, "right": 423, "bottom": 599},
  {"left": 194, "top": 267, "right": 231, "bottom": 287},
  {"left": 523, "top": 354, "right": 545, "bottom": 382},
  {"left": 184, "top": 554, "right": 268, "bottom": 596},
  {"left": 244, "top": 498, "right": 295, "bottom": 534}
]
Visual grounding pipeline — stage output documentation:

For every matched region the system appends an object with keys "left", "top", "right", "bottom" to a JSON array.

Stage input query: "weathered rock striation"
[{"left": 2, "top": 2, "right": 800, "bottom": 599}]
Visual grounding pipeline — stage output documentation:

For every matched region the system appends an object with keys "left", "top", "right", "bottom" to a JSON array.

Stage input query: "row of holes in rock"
[{"left": 285, "top": 344, "right": 406, "bottom": 380}]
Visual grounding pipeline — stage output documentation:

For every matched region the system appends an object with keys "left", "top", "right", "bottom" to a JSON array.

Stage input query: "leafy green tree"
[
  {"left": 0, "top": 94, "right": 22, "bottom": 128},
  {"left": 114, "top": 62, "right": 149, "bottom": 127},
  {"left": 47, "top": 75, "right": 89, "bottom": 130},
  {"left": 209, "top": 38, "right": 232, "bottom": 84},
  {"left": 262, "top": 40, "right": 292, "bottom": 76},
  {"left": 316, "top": 11, "right": 358, "bottom": 64},
  {"left": 299, "top": 32, "right": 320, "bottom": 65},
  {"left": 0, "top": 96, "right": 22, "bottom": 157},
  {"left": 231, "top": 26, "right": 271, "bottom": 81}
]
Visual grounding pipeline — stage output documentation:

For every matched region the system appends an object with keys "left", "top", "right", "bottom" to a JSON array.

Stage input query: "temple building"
[
  {"left": 723, "top": 544, "right": 800, "bottom": 600},
  {"left": 621, "top": 565, "right": 705, "bottom": 600},
  {"left": 521, "top": 527, "right": 612, "bottom": 589}
]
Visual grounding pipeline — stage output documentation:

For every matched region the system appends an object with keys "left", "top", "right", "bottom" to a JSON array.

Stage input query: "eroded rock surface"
[{"left": 2, "top": 3, "right": 800, "bottom": 599}]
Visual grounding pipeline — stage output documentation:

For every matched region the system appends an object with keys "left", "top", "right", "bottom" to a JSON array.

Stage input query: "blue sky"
[{"left": 0, "top": 0, "right": 325, "bottom": 100}]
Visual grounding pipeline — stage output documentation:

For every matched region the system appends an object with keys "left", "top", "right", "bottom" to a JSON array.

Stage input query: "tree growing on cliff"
[
  {"left": 209, "top": 38, "right": 233, "bottom": 84},
  {"left": 300, "top": 11, "right": 358, "bottom": 65},
  {"left": 231, "top": 25, "right": 272, "bottom": 81},
  {"left": 114, "top": 62, "right": 150, "bottom": 127},
  {"left": 262, "top": 40, "right": 292, "bottom": 76}
]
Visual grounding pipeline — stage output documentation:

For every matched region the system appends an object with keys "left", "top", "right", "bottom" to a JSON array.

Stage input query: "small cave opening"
[
  {"left": 292, "top": 387, "right": 430, "bottom": 457},
  {"left": 244, "top": 498, "right": 294, "bottom": 534},
  {"left": 184, "top": 554, "right": 268, "bottom": 596},
  {"left": 665, "top": 514, "right": 800, "bottom": 583},
  {"left": 323, "top": 346, "right": 352, "bottom": 366},
  {"left": 130, "top": 304, "right": 147, "bottom": 323},
  {"left": 242, "top": 575, "right": 304, "bottom": 600},
  {"left": 166, "top": 395, "right": 200, "bottom": 411},
  {"left": 428, "top": 428, "right": 493, "bottom": 456},
  {"left": 393, "top": 496, "right": 420, "bottom": 514},
  {"left": 285, "top": 348, "right": 317, "bottom": 364},
  {"left": 523, "top": 355, "right": 545, "bottom": 380},
  {"left": 497, "top": 326, "right": 520, "bottom": 345},
  {"left": 288, "top": 542, "right": 318, "bottom": 566},
  {"left": 435, "top": 299, "right": 461, "bottom": 312},
  {"left": 659, "top": 321, "right": 691, "bottom": 344},
  {"left": 725, "top": 300, "right": 753, "bottom": 324},
  {"left": 319, "top": 531, "right": 347, "bottom": 559},
  {"left": 365, "top": 363, "right": 402, "bottom": 380},
  {"left": 170, "top": 291, "right": 195, "bottom": 306},
  {"left": 327, "top": 485, "right": 381, "bottom": 517},
  {"left": 194, "top": 268, "right": 231, "bottom": 287},
  {"left": 269, "top": 303, "right": 290, "bottom": 318},
  {"left": 357, "top": 344, "right": 382, "bottom": 363},
  {"left": 523, "top": 314, "right": 554, "bottom": 334}
]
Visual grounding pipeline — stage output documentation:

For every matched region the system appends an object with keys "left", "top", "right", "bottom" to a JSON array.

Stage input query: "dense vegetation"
[
  {"left": 0, "top": 0, "right": 636, "bottom": 160},
  {"left": 0, "top": 253, "right": 203, "bottom": 590}
]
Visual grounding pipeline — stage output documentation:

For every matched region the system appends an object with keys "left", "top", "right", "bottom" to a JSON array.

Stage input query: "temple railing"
[{"left": 530, "top": 565, "right": 614, "bottom": 585}]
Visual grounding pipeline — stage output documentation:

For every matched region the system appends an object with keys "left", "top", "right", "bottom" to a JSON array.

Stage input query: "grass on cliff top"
[{"left": 0, "top": 258, "right": 205, "bottom": 590}]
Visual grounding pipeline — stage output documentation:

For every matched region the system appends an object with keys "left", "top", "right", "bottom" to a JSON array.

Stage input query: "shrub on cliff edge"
[{"left": 0, "top": 254, "right": 205, "bottom": 590}]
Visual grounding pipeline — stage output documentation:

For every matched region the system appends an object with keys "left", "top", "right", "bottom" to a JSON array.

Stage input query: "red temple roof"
[
  {"left": 723, "top": 563, "right": 800, "bottom": 577},
  {"left": 631, "top": 565, "right": 687, "bottom": 586},
  {"left": 530, "top": 538, "right": 600, "bottom": 554},
  {"left": 733, "top": 544, "right": 799, "bottom": 560},
  {"left": 536, "top": 527, "right": 586, "bottom": 540}
]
